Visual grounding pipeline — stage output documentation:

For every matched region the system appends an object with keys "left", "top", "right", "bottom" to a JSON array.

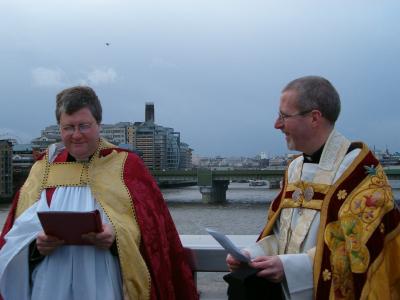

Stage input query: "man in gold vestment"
[{"left": 226, "top": 76, "right": 400, "bottom": 299}]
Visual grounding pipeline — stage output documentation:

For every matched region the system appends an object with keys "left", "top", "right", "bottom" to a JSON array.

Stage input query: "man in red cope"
[{"left": 0, "top": 86, "right": 198, "bottom": 300}]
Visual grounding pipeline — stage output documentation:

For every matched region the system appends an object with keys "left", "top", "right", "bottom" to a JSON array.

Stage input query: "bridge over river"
[{"left": 152, "top": 167, "right": 400, "bottom": 203}]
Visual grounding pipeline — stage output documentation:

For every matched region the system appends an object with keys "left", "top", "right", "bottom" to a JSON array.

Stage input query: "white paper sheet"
[{"left": 206, "top": 228, "right": 250, "bottom": 263}]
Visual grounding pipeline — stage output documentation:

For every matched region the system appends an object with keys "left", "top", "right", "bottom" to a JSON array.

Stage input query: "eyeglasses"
[
  {"left": 60, "top": 123, "right": 93, "bottom": 135},
  {"left": 277, "top": 109, "right": 312, "bottom": 122}
]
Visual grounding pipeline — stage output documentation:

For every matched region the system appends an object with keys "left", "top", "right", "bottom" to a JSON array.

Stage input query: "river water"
[
  {"left": 0, "top": 183, "right": 278, "bottom": 231},
  {"left": 1, "top": 182, "right": 399, "bottom": 231},
  {"left": 162, "top": 183, "right": 279, "bottom": 237}
]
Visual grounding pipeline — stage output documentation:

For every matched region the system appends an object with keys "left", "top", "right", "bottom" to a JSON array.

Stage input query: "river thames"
[
  {"left": 2, "top": 182, "right": 399, "bottom": 230},
  {"left": 1, "top": 182, "right": 399, "bottom": 299},
  {"left": 1, "top": 183, "right": 279, "bottom": 234}
]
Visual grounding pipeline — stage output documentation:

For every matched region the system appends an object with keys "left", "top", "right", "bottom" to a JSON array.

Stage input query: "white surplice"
[{"left": 0, "top": 186, "right": 123, "bottom": 300}]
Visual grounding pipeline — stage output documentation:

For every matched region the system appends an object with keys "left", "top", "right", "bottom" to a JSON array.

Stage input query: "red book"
[{"left": 37, "top": 210, "right": 103, "bottom": 245}]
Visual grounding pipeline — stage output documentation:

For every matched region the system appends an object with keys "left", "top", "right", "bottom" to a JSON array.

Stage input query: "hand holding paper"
[
  {"left": 206, "top": 228, "right": 250, "bottom": 263},
  {"left": 206, "top": 228, "right": 261, "bottom": 280}
]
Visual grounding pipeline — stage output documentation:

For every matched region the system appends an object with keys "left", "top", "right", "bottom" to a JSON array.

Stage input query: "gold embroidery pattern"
[
  {"left": 325, "top": 221, "right": 355, "bottom": 299},
  {"left": 323, "top": 269, "right": 332, "bottom": 281},
  {"left": 339, "top": 165, "right": 393, "bottom": 272},
  {"left": 337, "top": 189, "right": 347, "bottom": 200},
  {"left": 325, "top": 164, "right": 393, "bottom": 299}
]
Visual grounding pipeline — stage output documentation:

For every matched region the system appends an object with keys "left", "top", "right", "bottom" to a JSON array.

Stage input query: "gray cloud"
[
  {"left": 84, "top": 68, "right": 117, "bottom": 86},
  {"left": 32, "top": 67, "right": 67, "bottom": 87},
  {"left": 32, "top": 67, "right": 117, "bottom": 88}
]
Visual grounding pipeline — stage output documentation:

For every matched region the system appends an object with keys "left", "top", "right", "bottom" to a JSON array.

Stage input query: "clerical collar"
[{"left": 303, "top": 144, "right": 325, "bottom": 163}]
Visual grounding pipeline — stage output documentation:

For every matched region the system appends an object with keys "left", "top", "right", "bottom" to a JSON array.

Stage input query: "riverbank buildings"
[
  {"left": 31, "top": 103, "right": 192, "bottom": 171},
  {"left": 0, "top": 140, "right": 13, "bottom": 201},
  {"left": 12, "top": 144, "right": 36, "bottom": 192}
]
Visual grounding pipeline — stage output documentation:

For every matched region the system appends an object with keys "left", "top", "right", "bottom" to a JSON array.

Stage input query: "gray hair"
[
  {"left": 55, "top": 86, "right": 102, "bottom": 124},
  {"left": 282, "top": 76, "right": 340, "bottom": 124}
]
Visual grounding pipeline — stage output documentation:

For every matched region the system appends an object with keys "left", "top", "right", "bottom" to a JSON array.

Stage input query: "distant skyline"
[{"left": 1, "top": 1, "right": 399, "bottom": 156}]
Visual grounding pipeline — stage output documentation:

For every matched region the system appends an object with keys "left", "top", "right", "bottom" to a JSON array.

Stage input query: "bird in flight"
[{"left": 105, "top": 42, "right": 110, "bottom": 46}]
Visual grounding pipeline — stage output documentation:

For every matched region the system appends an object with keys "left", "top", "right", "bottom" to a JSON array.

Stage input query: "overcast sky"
[{"left": 1, "top": 0, "right": 399, "bottom": 157}]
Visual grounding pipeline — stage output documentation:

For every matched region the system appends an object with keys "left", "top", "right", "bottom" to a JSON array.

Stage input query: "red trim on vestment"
[
  {"left": 0, "top": 190, "right": 20, "bottom": 249},
  {"left": 123, "top": 152, "right": 198, "bottom": 300}
]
